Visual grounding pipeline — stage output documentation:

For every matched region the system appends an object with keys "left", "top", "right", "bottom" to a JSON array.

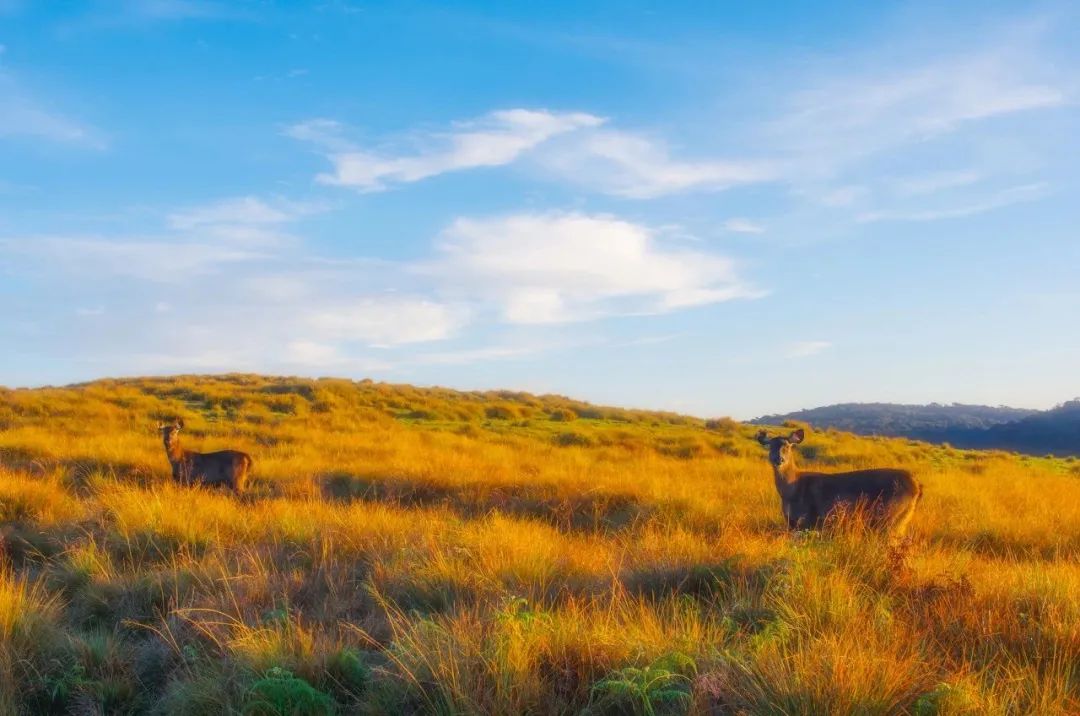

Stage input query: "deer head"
[
  {"left": 158, "top": 418, "right": 184, "bottom": 450},
  {"left": 756, "top": 428, "right": 804, "bottom": 472}
]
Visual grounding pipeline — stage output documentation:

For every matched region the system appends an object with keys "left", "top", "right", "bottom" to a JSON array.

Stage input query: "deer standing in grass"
[
  {"left": 756, "top": 428, "right": 921, "bottom": 536},
  {"left": 158, "top": 419, "right": 252, "bottom": 493}
]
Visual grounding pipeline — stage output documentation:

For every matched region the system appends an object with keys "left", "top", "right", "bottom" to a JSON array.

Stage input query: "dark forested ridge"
[
  {"left": 751, "top": 401, "right": 1080, "bottom": 457},
  {"left": 750, "top": 402, "right": 1038, "bottom": 435}
]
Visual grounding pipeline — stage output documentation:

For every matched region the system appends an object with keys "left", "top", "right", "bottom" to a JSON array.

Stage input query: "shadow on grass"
[
  {"left": 0, "top": 521, "right": 78, "bottom": 566},
  {"left": 319, "top": 471, "right": 671, "bottom": 533},
  {"left": 927, "top": 529, "right": 1080, "bottom": 562},
  {"left": 0, "top": 445, "right": 162, "bottom": 490}
]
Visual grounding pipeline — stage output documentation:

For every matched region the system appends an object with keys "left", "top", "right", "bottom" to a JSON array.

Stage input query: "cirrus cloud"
[
  {"left": 293, "top": 109, "right": 604, "bottom": 192},
  {"left": 287, "top": 108, "right": 776, "bottom": 198}
]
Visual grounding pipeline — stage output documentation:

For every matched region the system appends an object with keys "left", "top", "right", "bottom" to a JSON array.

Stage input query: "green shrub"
[
  {"left": 485, "top": 405, "right": 518, "bottom": 420},
  {"left": 553, "top": 432, "right": 593, "bottom": 447},
  {"left": 243, "top": 666, "right": 335, "bottom": 716},
  {"left": 704, "top": 417, "right": 737, "bottom": 432},
  {"left": 574, "top": 407, "right": 605, "bottom": 420},
  {"left": 324, "top": 648, "right": 371, "bottom": 701},
  {"left": 590, "top": 652, "right": 696, "bottom": 715}
]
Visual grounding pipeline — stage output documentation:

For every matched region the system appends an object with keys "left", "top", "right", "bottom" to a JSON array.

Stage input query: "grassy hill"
[{"left": 0, "top": 374, "right": 1078, "bottom": 714}]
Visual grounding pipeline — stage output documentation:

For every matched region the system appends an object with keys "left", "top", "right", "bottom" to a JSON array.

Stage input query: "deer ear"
[
  {"left": 175, "top": 418, "right": 184, "bottom": 430},
  {"left": 788, "top": 428, "right": 805, "bottom": 444},
  {"left": 756, "top": 430, "right": 770, "bottom": 446},
  {"left": 156, "top": 421, "right": 164, "bottom": 430}
]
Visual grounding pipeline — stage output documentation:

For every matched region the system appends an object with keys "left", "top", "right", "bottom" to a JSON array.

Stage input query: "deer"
[
  {"left": 158, "top": 418, "right": 252, "bottom": 493},
  {"left": 756, "top": 428, "right": 921, "bottom": 536}
]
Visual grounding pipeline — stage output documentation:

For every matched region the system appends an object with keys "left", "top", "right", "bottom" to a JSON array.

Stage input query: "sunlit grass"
[{"left": 0, "top": 374, "right": 1076, "bottom": 713}]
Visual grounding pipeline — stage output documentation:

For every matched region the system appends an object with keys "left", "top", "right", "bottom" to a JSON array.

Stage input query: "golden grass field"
[{"left": 0, "top": 374, "right": 1077, "bottom": 715}]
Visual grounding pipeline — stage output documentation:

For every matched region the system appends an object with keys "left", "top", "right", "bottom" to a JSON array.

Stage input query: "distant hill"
[
  {"left": 750, "top": 400, "right": 1080, "bottom": 457},
  {"left": 750, "top": 402, "right": 1038, "bottom": 437},
  {"left": 947, "top": 400, "right": 1080, "bottom": 456}
]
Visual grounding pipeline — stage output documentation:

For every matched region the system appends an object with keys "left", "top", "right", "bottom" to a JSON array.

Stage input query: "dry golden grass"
[{"left": 0, "top": 374, "right": 1077, "bottom": 714}]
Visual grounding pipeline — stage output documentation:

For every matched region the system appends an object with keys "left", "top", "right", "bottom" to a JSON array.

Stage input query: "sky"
[{"left": 1, "top": 1, "right": 1078, "bottom": 419}]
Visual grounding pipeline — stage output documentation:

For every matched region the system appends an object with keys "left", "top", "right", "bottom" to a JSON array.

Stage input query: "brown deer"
[
  {"left": 756, "top": 428, "right": 921, "bottom": 535},
  {"left": 158, "top": 419, "right": 252, "bottom": 493}
]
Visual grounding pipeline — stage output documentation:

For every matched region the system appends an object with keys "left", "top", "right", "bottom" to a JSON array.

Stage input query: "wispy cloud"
[
  {"left": 166, "top": 195, "right": 328, "bottom": 246},
  {"left": 290, "top": 109, "right": 603, "bottom": 192},
  {"left": 787, "top": 340, "right": 832, "bottom": 359},
  {"left": 0, "top": 72, "right": 105, "bottom": 148},
  {"left": 890, "top": 170, "right": 983, "bottom": 197},
  {"left": 428, "top": 212, "right": 762, "bottom": 324},
  {"left": 75, "top": 306, "right": 105, "bottom": 317},
  {"left": 3, "top": 235, "right": 262, "bottom": 281},
  {"left": 759, "top": 28, "right": 1071, "bottom": 229},
  {"left": 857, "top": 182, "right": 1048, "bottom": 223},
  {"left": 167, "top": 196, "right": 301, "bottom": 229},
  {"left": 411, "top": 344, "right": 543, "bottom": 366},
  {"left": 722, "top": 218, "right": 765, "bottom": 234},
  {"left": 772, "top": 48, "right": 1066, "bottom": 178},
  {"left": 289, "top": 109, "right": 776, "bottom": 198},
  {"left": 536, "top": 130, "right": 775, "bottom": 198},
  {"left": 0, "top": 194, "right": 327, "bottom": 280},
  {"left": 307, "top": 297, "right": 468, "bottom": 347}
]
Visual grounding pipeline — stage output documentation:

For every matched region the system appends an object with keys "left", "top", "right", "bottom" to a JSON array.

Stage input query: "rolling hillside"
[{"left": 0, "top": 375, "right": 1077, "bottom": 714}]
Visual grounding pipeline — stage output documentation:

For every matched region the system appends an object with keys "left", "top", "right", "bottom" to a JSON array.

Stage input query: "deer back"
[
  {"left": 188, "top": 449, "right": 252, "bottom": 491},
  {"left": 796, "top": 468, "right": 919, "bottom": 527}
]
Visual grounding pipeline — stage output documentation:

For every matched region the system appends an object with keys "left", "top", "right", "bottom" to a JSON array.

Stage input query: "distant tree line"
[{"left": 751, "top": 400, "right": 1080, "bottom": 458}]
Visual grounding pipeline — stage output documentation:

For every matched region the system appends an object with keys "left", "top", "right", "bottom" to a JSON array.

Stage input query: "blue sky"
[{"left": 1, "top": 1, "right": 1078, "bottom": 418}]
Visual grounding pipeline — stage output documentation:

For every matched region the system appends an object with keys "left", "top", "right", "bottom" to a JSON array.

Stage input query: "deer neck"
[
  {"left": 771, "top": 459, "right": 802, "bottom": 499},
  {"left": 164, "top": 438, "right": 185, "bottom": 464}
]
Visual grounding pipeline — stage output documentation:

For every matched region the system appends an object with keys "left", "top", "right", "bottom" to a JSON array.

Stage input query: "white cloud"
[
  {"left": 3, "top": 236, "right": 261, "bottom": 281},
  {"left": 168, "top": 196, "right": 295, "bottom": 229},
  {"left": 429, "top": 212, "right": 761, "bottom": 324},
  {"left": 283, "top": 340, "right": 342, "bottom": 366},
  {"left": 412, "top": 344, "right": 541, "bottom": 366},
  {"left": 722, "top": 218, "right": 765, "bottom": 234},
  {"left": 295, "top": 109, "right": 604, "bottom": 192},
  {"left": 283, "top": 119, "right": 351, "bottom": 151},
  {"left": 537, "top": 129, "right": 776, "bottom": 198},
  {"left": 308, "top": 297, "right": 467, "bottom": 347},
  {"left": 131, "top": 349, "right": 257, "bottom": 371},
  {"left": 4, "top": 199, "right": 766, "bottom": 374},
  {"left": 159, "top": 194, "right": 328, "bottom": 250},
  {"left": 787, "top": 340, "right": 832, "bottom": 358},
  {"left": 166, "top": 195, "right": 326, "bottom": 246},
  {"left": 290, "top": 108, "right": 775, "bottom": 198},
  {"left": 815, "top": 185, "right": 868, "bottom": 208}
]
